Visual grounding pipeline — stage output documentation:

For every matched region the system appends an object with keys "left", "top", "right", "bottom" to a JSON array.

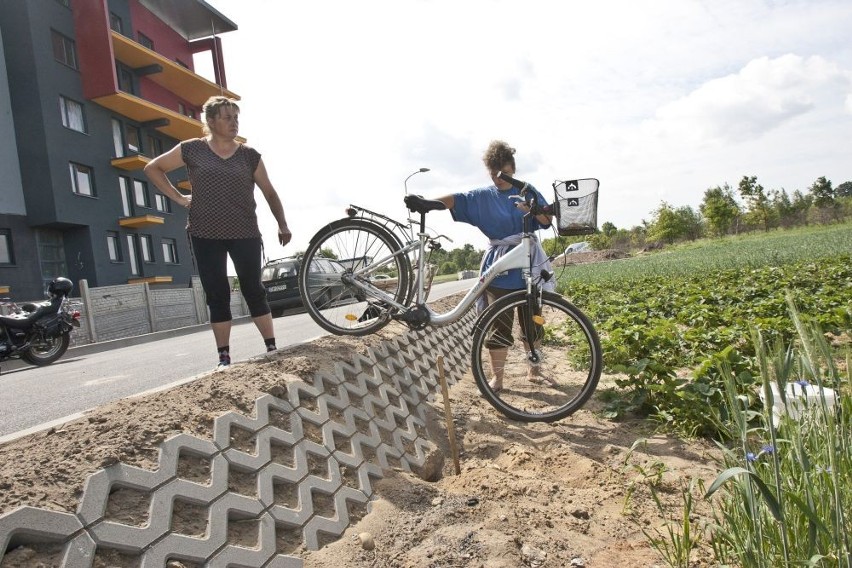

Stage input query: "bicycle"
[{"left": 298, "top": 171, "right": 602, "bottom": 422}]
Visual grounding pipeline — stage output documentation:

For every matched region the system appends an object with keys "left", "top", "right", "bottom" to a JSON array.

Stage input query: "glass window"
[
  {"left": 112, "top": 119, "right": 124, "bottom": 157},
  {"left": 162, "top": 238, "right": 178, "bottom": 264},
  {"left": 119, "top": 176, "right": 132, "bottom": 216},
  {"left": 146, "top": 135, "right": 164, "bottom": 157},
  {"left": 125, "top": 124, "right": 141, "bottom": 154},
  {"left": 51, "top": 30, "right": 77, "bottom": 69},
  {"left": 106, "top": 231, "right": 121, "bottom": 262},
  {"left": 59, "top": 96, "right": 86, "bottom": 133},
  {"left": 127, "top": 235, "right": 139, "bottom": 276},
  {"left": 109, "top": 12, "right": 122, "bottom": 33},
  {"left": 138, "top": 33, "right": 154, "bottom": 51},
  {"left": 133, "top": 179, "right": 148, "bottom": 207},
  {"left": 117, "top": 65, "right": 134, "bottom": 94},
  {"left": 69, "top": 163, "right": 95, "bottom": 196},
  {"left": 0, "top": 229, "right": 13, "bottom": 265},
  {"left": 140, "top": 235, "right": 154, "bottom": 262},
  {"left": 154, "top": 193, "right": 171, "bottom": 213}
]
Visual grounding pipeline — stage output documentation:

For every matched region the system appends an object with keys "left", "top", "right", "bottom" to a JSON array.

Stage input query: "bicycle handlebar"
[{"left": 497, "top": 172, "right": 554, "bottom": 217}]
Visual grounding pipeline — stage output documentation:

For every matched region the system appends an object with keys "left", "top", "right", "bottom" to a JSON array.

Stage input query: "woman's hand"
[{"left": 179, "top": 195, "right": 192, "bottom": 208}]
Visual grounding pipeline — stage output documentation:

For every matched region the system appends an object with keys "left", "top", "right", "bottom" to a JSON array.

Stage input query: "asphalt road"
[{"left": 0, "top": 279, "right": 474, "bottom": 441}]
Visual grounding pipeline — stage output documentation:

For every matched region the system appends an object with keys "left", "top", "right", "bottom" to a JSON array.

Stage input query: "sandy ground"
[{"left": 1, "top": 251, "right": 723, "bottom": 567}]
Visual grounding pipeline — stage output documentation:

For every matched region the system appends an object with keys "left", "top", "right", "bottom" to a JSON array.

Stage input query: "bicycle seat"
[{"left": 404, "top": 194, "right": 446, "bottom": 214}]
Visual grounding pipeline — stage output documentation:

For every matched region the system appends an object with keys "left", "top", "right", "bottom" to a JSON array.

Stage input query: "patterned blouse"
[{"left": 180, "top": 138, "right": 262, "bottom": 239}]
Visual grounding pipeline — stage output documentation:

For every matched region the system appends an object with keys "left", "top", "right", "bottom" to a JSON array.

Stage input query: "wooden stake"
[{"left": 437, "top": 355, "right": 461, "bottom": 475}]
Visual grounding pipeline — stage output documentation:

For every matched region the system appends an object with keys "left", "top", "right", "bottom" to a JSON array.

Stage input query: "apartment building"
[{"left": 0, "top": 0, "right": 239, "bottom": 300}]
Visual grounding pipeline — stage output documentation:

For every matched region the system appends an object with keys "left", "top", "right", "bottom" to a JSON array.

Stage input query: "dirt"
[{"left": 0, "top": 251, "right": 724, "bottom": 567}]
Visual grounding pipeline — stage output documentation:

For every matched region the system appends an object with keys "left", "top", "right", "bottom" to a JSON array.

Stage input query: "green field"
[{"left": 558, "top": 222, "right": 852, "bottom": 285}]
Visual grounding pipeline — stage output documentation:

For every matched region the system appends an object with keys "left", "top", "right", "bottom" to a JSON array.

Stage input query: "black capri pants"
[{"left": 191, "top": 236, "right": 270, "bottom": 323}]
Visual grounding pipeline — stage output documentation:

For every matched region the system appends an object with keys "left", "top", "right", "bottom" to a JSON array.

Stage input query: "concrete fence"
[{"left": 68, "top": 278, "right": 245, "bottom": 348}]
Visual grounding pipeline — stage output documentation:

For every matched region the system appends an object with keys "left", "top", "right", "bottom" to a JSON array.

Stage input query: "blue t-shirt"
[{"left": 451, "top": 184, "right": 551, "bottom": 289}]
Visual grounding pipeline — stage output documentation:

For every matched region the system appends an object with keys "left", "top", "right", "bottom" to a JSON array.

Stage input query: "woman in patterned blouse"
[{"left": 145, "top": 96, "right": 291, "bottom": 369}]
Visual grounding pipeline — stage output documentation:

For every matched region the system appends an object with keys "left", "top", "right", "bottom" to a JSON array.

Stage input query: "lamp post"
[{"left": 404, "top": 167, "right": 430, "bottom": 195}]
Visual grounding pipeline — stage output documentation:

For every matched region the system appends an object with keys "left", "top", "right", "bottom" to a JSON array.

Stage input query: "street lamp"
[{"left": 404, "top": 167, "right": 430, "bottom": 195}]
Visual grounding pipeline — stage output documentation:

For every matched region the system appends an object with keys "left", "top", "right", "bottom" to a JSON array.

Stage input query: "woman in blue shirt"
[{"left": 432, "top": 140, "right": 555, "bottom": 391}]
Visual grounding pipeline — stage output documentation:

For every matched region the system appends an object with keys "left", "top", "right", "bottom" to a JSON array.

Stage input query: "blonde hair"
[
  {"left": 202, "top": 96, "right": 240, "bottom": 136},
  {"left": 482, "top": 140, "right": 516, "bottom": 172}
]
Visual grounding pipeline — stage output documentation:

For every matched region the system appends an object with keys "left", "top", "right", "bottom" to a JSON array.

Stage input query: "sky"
[{"left": 197, "top": 0, "right": 852, "bottom": 255}]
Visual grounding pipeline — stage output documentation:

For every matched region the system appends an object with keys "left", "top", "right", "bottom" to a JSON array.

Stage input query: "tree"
[
  {"left": 700, "top": 183, "right": 740, "bottom": 236},
  {"left": 647, "top": 202, "right": 684, "bottom": 244},
  {"left": 808, "top": 176, "right": 840, "bottom": 223},
  {"left": 836, "top": 181, "right": 852, "bottom": 198},
  {"left": 738, "top": 175, "right": 775, "bottom": 231}
]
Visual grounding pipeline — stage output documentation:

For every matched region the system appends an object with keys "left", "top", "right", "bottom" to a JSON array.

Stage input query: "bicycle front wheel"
[
  {"left": 470, "top": 290, "right": 602, "bottom": 422},
  {"left": 299, "top": 219, "right": 411, "bottom": 336}
]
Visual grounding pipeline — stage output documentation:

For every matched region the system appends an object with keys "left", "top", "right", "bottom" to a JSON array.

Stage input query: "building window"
[
  {"left": 154, "top": 193, "right": 171, "bottom": 213},
  {"left": 127, "top": 235, "right": 140, "bottom": 276},
  {"left": 112, "top": 119, "right": 124, "bottom": 157},
  {"left": 59, "top": 96, "right": 86, "bottom": 133},
  {"left": 162, "top": 238, "right": 178, "bottom": 264},
  {"left": 109, "top": 12, "right": 122, "bottom": 33},
  {"left": 140, "top": 235, "right": 154, "bottom": 263},
  {"left": 69, "top": 162, "right": 95, "bottom": 196},
  {"left": 133, "top": 179, "right": 149, "bottom": 208},
  {"left": 146, "top": 135, "right": 164, "bottom": 157},
  {"left": 125, "top": 124, "right": 141, "bottom": 154},
  {"left": 138, "top": 33, "right": 154, "bottom": 51},
  {"left": 119, "top": 176, "right": 133, "bottom": 216},
  {"left": 51, "top": 30, "right": 77, "bottom": 69},
  {"left": 0, "top": 229, "right": 13, "bottom": 265},
  {"left": 117, "top": 65, "right": 134, "bottom": 94},
  {"left": 106, "top": 231, "right": 122, "bottom": 262}
]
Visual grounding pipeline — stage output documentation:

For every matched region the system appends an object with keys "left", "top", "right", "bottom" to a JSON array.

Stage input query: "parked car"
[
  {"left": 262, "top": 256, "right": 351, "bottom": 316},
  {"left": 564, "top": 241, "right": 592, "bottom": 254}
]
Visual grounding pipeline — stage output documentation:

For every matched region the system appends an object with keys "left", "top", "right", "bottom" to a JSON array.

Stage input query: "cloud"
[{"left": 646, "top": 54, "right": 851, "bottom": 144}]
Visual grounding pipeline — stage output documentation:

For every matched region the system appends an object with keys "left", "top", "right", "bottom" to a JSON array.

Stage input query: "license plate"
[{"left": 268, "top": 284, "right": 287, "bottom": 292}]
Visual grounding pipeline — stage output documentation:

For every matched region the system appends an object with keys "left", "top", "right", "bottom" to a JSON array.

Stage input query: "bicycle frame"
[{"left": 339, "top": 205, "right": 541, "bottom": 328}]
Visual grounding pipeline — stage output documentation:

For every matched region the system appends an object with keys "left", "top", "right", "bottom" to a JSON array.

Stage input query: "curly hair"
[
  {"left": 482, "top": 140, "right": 516, "bottom": 173},
  {"left": 202, "top": 96, "right": 240, "bottom": 136}
]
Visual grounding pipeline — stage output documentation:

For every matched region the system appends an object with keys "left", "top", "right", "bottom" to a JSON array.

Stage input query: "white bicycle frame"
[{"left": 341, "top": 227, "right": 536, "bottom": 327}]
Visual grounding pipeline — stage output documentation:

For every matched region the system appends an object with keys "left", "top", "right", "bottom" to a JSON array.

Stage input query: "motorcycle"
[{"left": 0, "top": 277, "right": 81, "bottom": 370}]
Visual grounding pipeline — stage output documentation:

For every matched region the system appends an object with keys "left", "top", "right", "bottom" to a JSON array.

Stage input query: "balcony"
[
  {"left": 111, "top": 31, "right": 239, "bottom": 107},
  {"left": 94, "top": 91, "right": 205, "bottom": 141},
  {"left": 111, "top": 154, "right": 151, "bottom": 171},
  {"left": 119, "top": 214, "right": 165, "bottom": 229}
]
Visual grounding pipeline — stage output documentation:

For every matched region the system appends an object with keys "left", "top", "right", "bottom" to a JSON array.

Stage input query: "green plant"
[{"left": 702, "top": 303, "right": 850, "bottom": 567}]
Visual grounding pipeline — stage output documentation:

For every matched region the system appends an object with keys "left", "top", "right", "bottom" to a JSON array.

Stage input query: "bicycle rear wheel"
[
  {"left": 299, "top": 219, "right": 411, "bottom": 336},
  {"left": 470, "top": 290, "right": 602, "bottom": 422}
]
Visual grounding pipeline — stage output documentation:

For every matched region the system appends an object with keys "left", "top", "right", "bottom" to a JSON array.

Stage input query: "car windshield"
[{"left": 263, "top": 261, "right": 298, "bottom": 281}]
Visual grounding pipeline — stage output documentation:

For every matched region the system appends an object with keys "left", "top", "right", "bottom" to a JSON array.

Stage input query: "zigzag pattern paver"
[{"left": 0, "top": 309, "right": 475, "bottom": 567}]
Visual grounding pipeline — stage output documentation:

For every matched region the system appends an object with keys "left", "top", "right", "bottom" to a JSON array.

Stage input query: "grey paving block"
[
  {"left": 0, "top": 305, "right": 478, "bottom": 566},
  {"left": 0, "top": 506, "right": 83, "bottom": 555}
]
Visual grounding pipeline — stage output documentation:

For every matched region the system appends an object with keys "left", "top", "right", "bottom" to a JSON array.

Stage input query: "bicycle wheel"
[
  {"left": 299, "top": 219, "right": 411, "bottom": 336},
  {"left": 470, "top": 290, "right": 602, "bottom": 422}
]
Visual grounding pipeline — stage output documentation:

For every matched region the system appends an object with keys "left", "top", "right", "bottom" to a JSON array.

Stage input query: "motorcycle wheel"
[{"left": 21, "top": 333, "right": 70, "bottom": 366}]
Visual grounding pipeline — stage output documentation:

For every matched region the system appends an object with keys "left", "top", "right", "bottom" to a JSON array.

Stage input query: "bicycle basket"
[{"left": 552, "top": 178, "right": 599, "bottom": 236}]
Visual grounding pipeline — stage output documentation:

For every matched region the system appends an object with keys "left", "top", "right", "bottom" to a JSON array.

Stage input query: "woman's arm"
[
  {"left": 143, "top": 144, "right": 191, "bottom": 209},
  {"left": 254, "top": 158, "right": 292, "bottom": 246}
]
